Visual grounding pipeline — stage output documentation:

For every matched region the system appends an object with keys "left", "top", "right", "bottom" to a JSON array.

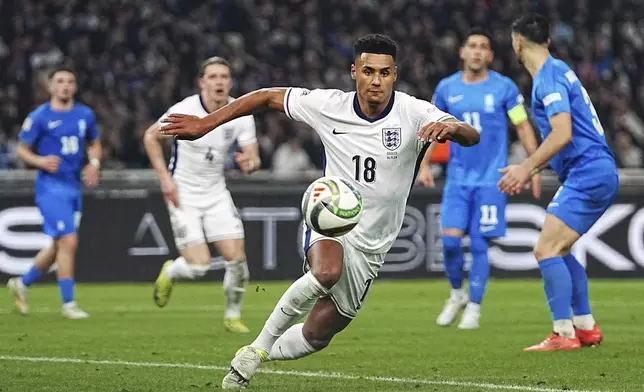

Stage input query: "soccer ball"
[{"left": 301, "top": 176, "right": 363, "bottom": 237}]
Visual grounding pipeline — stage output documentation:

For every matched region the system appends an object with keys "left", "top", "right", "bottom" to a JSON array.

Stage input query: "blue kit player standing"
[
  {"left": 499, "top": 16, "right": 615, "bottom": 351},
  {"left": 417, "top": 28, "right": 540, "bottom": 329},
  {"left": 8, "top": 67, "right": 102, "bottom": 319}
]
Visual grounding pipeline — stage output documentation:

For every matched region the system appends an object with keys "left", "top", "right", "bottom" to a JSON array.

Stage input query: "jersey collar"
[{"left": 353, "top": 91, "right": 395, "bottom": 123}]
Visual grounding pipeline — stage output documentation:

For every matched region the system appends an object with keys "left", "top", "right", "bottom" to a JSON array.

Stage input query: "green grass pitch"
[{"left": 0, "top": 279, "right": 642, "bottom": 392}]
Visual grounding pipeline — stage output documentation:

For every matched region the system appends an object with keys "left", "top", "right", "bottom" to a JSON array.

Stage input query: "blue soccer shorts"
[
  {"left": 36, "top": 191, "right": 82, "bottom": 238},
  {"left": 440, "top": 184, "right": 507, "bottom": 238}
]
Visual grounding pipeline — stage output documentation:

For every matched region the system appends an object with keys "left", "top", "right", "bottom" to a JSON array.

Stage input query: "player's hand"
[
  {"left": 160, "top": 174, "right": 180, "bottom": 208},
  {"left": 38, "top": 155, "right": 61, "bottom": 173},
  {"left": 530, "top": 173, "right": 541, "bottom": 199},
  {"left": 418, "top": 122, "right": 459, "bottom": 144},
  {"left": 416, "top": 165, "right": 435, "bottom": 188},
  {"left": 160, "top": 114, "right": 207, "bottom": 141},
  {"left": 82, "top": 164, "right": 100, "bottom": 187},
  {"left": 498, "top": 164, "right": 532, "bottom": 195},
  {"left": 234, "top": 152, "right": 260, "bottom": 174}
]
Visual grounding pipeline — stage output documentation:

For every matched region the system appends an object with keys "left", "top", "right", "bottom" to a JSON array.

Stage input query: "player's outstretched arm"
[
  {"left": 418, "top": 118, "right": 480, "bottom": 147},
  {"left": 161, "top": 88, "right": 287, "bottom": 140}
]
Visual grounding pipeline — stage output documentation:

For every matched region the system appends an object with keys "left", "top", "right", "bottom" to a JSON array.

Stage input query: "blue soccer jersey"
[
  {"left": 19, "top": 102, "right": 98, "bottom": 237},
  {"left": 532, "top": 56, "right": 618, "bottom": 235},
  {"left": 434, "top": 71, "right": 527, "bottom": 237},
  {"left": 433, "top": 70, "right": 527, "bottom": 187}
]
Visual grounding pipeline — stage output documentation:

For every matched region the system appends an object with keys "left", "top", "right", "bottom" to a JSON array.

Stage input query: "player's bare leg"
[
  {"left": 55, "top": 234, "right": 87, "bottom": 319},
  {"left": 437, "top": 228, "right": 469, "bottom": 326},
  {"left": 222, "top": 240, "right": 342, "bottom": 389},
  {"left": 154, "top": 243, "right": 211, "bottom": 307},
  {"left": 8, "top": 243, "right": 57, "bottom": 315},
  {"left": 525, "top": 214, "right": 582, "bottom": 352},
  {"left": 215, "top": 238, "right": 250, "bottom": 333}
]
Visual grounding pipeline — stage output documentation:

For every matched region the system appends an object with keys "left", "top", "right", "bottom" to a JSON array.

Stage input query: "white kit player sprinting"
[
  {"left": 161, "top": 35, "right": 480, "bottom": 389},
  {"left": 143, "top": 57, "right": 261, "bottom": 333}
]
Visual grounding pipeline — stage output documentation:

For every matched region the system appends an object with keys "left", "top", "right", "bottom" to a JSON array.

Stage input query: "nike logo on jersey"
[
  {"left": 447, "top": 95, "right": 464, "bottom": 104},
  {"left": 332, "top": 129, "right": 348, "bottom": 135},
  {"left": 48, "top": 120, "right": 62, "bottom": 129},
  {"left": 480, "top": 225, "right": 496, "bottom": 233}
]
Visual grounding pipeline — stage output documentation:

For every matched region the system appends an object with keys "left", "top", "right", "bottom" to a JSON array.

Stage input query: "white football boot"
[
  {"left": 457, "top": 302, "right": 481, "bottom": 329},
  {"left": 436, "top": 290, "right": 469, "bottom": 326},
  {"left": 222, "top": 346, "right": 269, "bottom": 389},
  {"left": 62, "top": 302, "right": 89, "bottom": 319},
  {"left": 7, "top": 277, "right": 29, "bottom": 315}
]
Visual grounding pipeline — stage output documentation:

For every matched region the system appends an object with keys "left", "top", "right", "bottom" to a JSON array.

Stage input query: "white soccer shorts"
[
  {"left": 301, "top": 225, "right": 385, "bottom": 319},
  {"left": 168, "top": 192, "right": 244, "bottom": 249}
]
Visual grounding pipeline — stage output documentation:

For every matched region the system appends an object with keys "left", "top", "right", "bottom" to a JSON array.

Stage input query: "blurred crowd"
[{"left": 1, "top": 0, "right": 643, "bottom": 173}]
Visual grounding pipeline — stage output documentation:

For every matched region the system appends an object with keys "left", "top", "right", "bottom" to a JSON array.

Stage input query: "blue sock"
[
  {"left": 58, "top": 278, "right": 75, "bottom": 304},
  {"left": 22, "top": 266, "right": 43, "bottom": 287},
  {"left": 563, "top": 253, "right": 591, "bottom": 316},
  {"left": 441, "top": 236, "right": 465, "bottom": 289},
  {"left": 538, "top": 257, "right": 572, "bottom": 321},
  {"left": 468, "top": 237, "right": 490, "bottom": 304}
]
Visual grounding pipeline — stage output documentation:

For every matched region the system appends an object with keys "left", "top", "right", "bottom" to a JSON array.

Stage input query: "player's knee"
[
  {"left": 533, "top": 240, "right": 566, "bottom": 261},
  {"left": 311, "top": 264, "right": 342, "bottom": 289},
  {"left": 469, "top": 237, "right": 489, "bottom": 258},
  {"left": 56, "top": 234, "right": 78, "bottom": 254},
  {"left": 441, "top": 236, "right": 462, "bottom": 257}
]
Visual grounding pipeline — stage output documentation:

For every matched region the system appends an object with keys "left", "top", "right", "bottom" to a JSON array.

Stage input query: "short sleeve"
[
  {"left": 233, "top": 115, "right": 257, "bottom": 146},
  {"left": 537, "top": 79, "right": 571, "bottom": 119},
  {"left": 283, "top": 88, "right": 330, "bottom": 126},
  {"left": 18, "top": 114, "right": 42, "bottom": 146},
  {"left": 86, "top": 111, "right": 98, "bottom": 142},
  {"left": 431, "top": 81, "right": 448, "bottom": 112},
  {"left": 408, "top": 96, "right": 456, "bottom": 132},
  {"left": 156, "top": 102, "right": 182, "bottom": 126}
]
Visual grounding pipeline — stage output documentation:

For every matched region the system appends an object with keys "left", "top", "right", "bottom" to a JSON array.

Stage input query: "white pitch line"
[{"left": 0, "top": 355, "right": 609, "bottom": 392}]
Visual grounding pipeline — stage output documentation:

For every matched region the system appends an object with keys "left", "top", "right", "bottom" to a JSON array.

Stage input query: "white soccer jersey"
[
  {"left": 285, "top": 88, "right": 455, "bottom": 254},
  {"left": 160, "top": 94, "right": 257, "bottom": 207}
]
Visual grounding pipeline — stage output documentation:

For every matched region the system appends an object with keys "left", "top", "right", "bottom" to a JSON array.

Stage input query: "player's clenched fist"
[
  {"left": 161, "top": 114, "right": 207, "bottom": 140},
  {"left": 38, "top": 155, "right": 61, "bottom": 173}
]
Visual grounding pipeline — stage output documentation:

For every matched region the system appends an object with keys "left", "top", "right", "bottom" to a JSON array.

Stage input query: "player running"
[
  {"left": 143, "top": 57, "right": 260, "bottom": 333},
  {"left": 161, "top": 34, "right": 480, "bottom": 389},
  {"left": 498, "top": 15, "right": 613, "bottom": 351},
  {"left": 8, "top": 67, "right": 101, "bottom": 319},
  {"left": 416, "top": 28, "right": 540, "bottom": 330}
]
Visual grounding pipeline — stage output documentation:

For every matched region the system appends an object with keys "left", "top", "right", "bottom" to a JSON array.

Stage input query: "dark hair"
[
  {"left": 199, "top": 56, "right": 231, "bottom": 78},
  {"left": 48, "top": 66, "right": 75, "bottom": 80},
  {"left": 512, "top": 15, "right": 550, "bottom": 45},
  {"left": 353, "top": 34, "right": 398, "bottom": 61},
  {"left": 463, "top": 27, "right": 493, "bottom": 49}
]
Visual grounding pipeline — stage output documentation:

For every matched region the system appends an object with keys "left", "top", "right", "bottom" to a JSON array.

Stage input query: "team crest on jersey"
[
  {"left": 382, "top": 127, "right": 401, "bottom": 151},
  {"left": 78, "top": 120, "right": 87, "bottom": 137},
  {"left": 484, "top": 94, "right": 495, "bottom": 113}
]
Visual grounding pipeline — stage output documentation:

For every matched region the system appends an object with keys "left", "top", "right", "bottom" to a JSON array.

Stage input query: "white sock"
[
  {"left": 573, "top": 314, "right": 596, "bottom": 330},
  {"left": 465, "top": 302, "right": 480, "bottom": 313},
  {"left": 166, "top": 257, "right": 194, "bottom": 280},
  {"left": 251, "top": 272, "right": 328, "bottom": 353},
  {"left": 450, "top": 287, "right": 465, "bottom": 299},
  {"left": 553, "top": 319, "right": 575, "bottom": 338},
  {"left": 268, "top": 323, "right": 317, "bottom": 361},
  {"left": 223, "top": 260, "right": 249, "bottom": 319}
]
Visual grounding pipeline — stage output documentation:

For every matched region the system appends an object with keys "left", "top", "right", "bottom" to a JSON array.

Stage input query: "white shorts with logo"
[
  {"left": 301, "top": 224, "right": 385, "bottom": 319},
  {"left": 168, "top": 191, "right": 244, "bottom": 249}
]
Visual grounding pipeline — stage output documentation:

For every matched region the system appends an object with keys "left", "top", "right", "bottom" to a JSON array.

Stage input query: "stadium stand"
[{"left": 0, "top": 0, "right": 643, "bottom": 170}]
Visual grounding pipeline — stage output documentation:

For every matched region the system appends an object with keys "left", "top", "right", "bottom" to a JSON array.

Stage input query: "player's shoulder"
[
  {"left": 28, "top": 103, "right": 51, "bottom": 119},
  {"left": 171, "top": 94, "right": 201, "bottom": 110},
  {"left": 72, "top": 102, "right": 96, "bottom": 117},
  {"left": 488, "top": 70, "right": 515, "bottom": 86},
  {"left": 437, "top": 72, "right": 463, "bottom": 89},
  {"left": 292, "top": 87, "right": 348, "bottom": 101},
  {"left": 393, "top": 90, "right": 434, "bottom": 111}
]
